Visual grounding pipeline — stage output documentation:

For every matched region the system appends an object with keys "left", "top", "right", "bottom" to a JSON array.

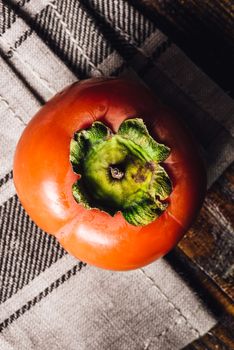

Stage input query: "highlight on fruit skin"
[{"left": 13, "top": 77, "right": 206, "bottom": 271}]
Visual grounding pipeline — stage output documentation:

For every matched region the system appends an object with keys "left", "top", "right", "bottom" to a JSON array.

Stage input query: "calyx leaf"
[
  {"left": 118, "top": 118, "right": 170, "bottom": 162},
  {"left": 122, "top": 197, "right": 167, "bottom": 226},
  {"left": 70, "top": 118, "right": 172, "bottom": 226}
]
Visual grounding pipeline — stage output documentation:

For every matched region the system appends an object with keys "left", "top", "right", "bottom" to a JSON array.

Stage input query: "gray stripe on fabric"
[
  {"left": 0, "top": 5, "right": 77, "bottom": 102},
  {"left": 79, "top": 0, "right": 137, "bottom": 61},
  {"left": 56, "top": 0, "right": 111, "bottom": 68},
  {"left": 0, "top": 171, "right": 13, "bottom": 188},
  {"left": 0, "top": 254, "right": 77, "bottom": 324},
  {"left": 34, "top": 1, "right": 110, "bottom": 77},
  {"left": 0, "top": 57, "right": 41, "bottom": 181},
  {"left": 0, "top": 195, "right": 65, "bottom": 304},
  {"left": 0, "top": 262, "right": 85, "bottom": 333},
  {"left": 89, "top": 0, "right": 156, "bottom": 46},
  {"left": 4, "top": 0, "right": 169, "bottom": 83},
  {"left": 0, "top": 0, "right": 53, "bottom": 36},
  {"left": 0, "top": 0, "right": 16, "bottom": 34},
  {"left": 13, "top": 26, "right": 33, "bottom": 49},
  {"left": 7, "top": 0, "right": 54, "bottom": 16},
  {"left": 0, "top": 261, "right": 216, "bottom": 348},
  {"left": 79, "top": 0, "right": 169, "bottom": 69}
]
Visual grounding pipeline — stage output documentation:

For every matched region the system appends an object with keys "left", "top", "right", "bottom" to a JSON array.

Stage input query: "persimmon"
[{"left": 13, "top": 78, "right": 206, "bottom": 270}]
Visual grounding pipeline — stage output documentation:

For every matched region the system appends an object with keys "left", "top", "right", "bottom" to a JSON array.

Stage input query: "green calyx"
[{"left": 70, "top": 118, "right": 172, "bottom": 226}]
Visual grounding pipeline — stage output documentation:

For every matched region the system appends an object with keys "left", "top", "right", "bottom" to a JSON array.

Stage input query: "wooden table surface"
[{"left": 129, "top": 1, "right": 234, "bottom": 348}]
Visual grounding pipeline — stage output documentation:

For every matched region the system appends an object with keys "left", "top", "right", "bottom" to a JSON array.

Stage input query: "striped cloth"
[{"left": 0, "top": 1, "right": 233, "bottom": 349}]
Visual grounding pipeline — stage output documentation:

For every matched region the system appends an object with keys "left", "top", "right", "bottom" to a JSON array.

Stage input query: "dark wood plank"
[
  {"left": 165, "top": 164, "right": 234, "bottom": 320},
  {"left": 183, "top": 316, "right": 234, "bottom": 350},
  {"left": 178, "top": 163, "right": 234, "bottom": 304},
  {"left": 165, "top": 165, "right": 234, "bottom": 349},
  {"left": 165, "top": 161, "right": 234, "bottom": 348},
  {"left": 129, "top": 0, "right": 234, "bottom": 97}
]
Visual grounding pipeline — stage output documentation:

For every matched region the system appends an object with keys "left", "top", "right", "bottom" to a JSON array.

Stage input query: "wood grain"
[
  {"left": 178, "top": 163, "right": 234, "bottom": 348},
  {"left": 178, "top": 163, "right": 234, "bottom": 302},
  {"left": 183, "top": 316, "right": 234, "bottom": 349},
  {"left": 163, "top": 159, "right": 234, "bottom": 348}
]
